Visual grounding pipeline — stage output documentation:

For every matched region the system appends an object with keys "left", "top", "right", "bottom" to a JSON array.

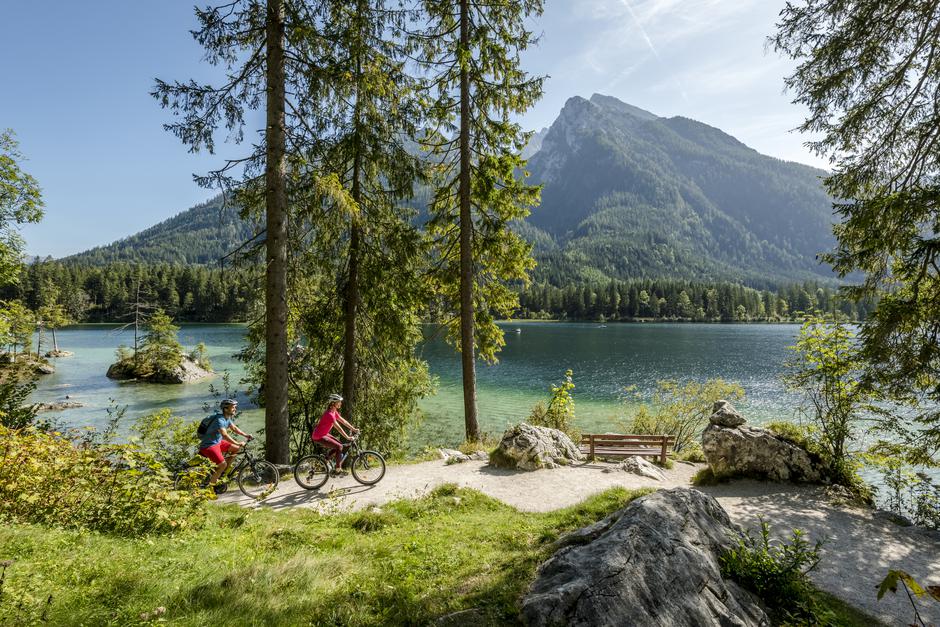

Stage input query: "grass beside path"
[{"left": 0, "top": 486, "right": 652, "bottom": 626}]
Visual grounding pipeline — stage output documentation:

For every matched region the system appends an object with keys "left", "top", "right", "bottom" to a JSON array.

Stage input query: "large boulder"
[
  {"left": 489, "top": 423, "right": 583, "bottom": 470},
  {"left": 521, "top": 488, "right": 769, "bottom": 627},
  {"left": 702, "top": 401, "right": 826, "bottom": 482}
]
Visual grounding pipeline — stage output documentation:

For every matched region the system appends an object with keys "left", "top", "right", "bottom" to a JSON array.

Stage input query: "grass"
[
  {"left": 0, "top": 485, "right": 651, "bottom": 626},
  {"left": 815, "top": 590, "right": 889, "bottom": 627}
]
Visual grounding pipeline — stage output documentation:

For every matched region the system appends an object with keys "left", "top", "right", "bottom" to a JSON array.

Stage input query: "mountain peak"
[{"left": 589, "top": 94, "right": 658, "bottom": 121}]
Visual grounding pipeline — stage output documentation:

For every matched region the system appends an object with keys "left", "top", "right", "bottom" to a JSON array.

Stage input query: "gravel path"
[{"left": 220, "top": 459, "right": 940, "bottom": 625}]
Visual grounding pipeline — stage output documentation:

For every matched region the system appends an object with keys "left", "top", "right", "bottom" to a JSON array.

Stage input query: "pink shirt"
[{"left": 312, "top": 408, "right": 340, "bottom": 440}]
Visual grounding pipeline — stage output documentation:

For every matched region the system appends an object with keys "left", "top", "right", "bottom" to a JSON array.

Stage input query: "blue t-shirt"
[{"left": 198, "top": 413, "right": 231, "bottom": 450}]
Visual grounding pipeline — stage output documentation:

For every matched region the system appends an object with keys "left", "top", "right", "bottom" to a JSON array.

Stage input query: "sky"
[{"left": 1, "top": 0, "right": 825, "bottom": 259}]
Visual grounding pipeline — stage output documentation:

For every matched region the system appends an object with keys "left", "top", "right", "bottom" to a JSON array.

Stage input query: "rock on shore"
[
  {"left": 701, "top": 400, "right": 826, "bottom": 482},
  {"left": 490, "top": 423, "right": 583, "bottom": 470},
  {"left": 521, "top": 488, "right": 768, "bottom": 626}
]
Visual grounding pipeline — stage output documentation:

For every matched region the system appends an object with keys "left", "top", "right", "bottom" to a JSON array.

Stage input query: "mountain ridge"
[{"left": 63, "top": 94, "right": 838, "bottom": 286}]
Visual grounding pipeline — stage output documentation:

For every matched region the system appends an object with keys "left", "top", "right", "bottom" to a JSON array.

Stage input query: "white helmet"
[{"left": 328, "top": 393, "right": 344, "bottom": 403}]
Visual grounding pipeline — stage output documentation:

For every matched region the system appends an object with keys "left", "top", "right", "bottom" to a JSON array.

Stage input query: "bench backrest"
[{"left": 580, "top": 434, "right": 676, "bottom": 446}]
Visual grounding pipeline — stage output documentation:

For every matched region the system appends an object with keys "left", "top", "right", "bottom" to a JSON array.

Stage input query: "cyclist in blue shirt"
[{"left": 197, "top": 398, "right": 251, "bottom": 489}]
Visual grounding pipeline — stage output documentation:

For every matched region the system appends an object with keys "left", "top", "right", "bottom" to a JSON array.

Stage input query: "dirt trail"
[{"left": 220, "top": 459, "right": 940, "bottom": 625}]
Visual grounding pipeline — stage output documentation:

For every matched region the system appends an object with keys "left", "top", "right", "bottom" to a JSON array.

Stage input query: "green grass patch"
[
  {"left": 814, "top": 590, "right": 888, "bottom": 626},
  {"left": 0, "top": 485, "right": 649, "bottom": 625}
]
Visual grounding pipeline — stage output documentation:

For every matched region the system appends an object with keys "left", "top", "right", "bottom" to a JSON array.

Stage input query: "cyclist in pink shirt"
[{"left": 311, "top": 394, "right": 359, "bottom": 475}]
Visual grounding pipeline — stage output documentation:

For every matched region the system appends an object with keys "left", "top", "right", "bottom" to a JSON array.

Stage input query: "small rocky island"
[{"left": 106, "top": 309, "right": 213, "bottom": 384}]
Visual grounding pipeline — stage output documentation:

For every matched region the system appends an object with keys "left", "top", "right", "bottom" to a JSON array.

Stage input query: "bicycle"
[
  {"left": 174, "top": 438, "right": 280, "bottom": 500},
  {"left": 293, "top": 434, "right": 386, "bottom": 490}
]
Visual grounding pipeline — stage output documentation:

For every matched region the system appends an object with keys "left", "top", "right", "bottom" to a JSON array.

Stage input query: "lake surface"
[{"left": 31, "top": 322, "right": 803, "bottom": 449}]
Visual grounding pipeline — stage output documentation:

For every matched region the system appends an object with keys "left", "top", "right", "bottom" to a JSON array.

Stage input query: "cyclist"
[
  {"left": 198, "top": 398, "right": 252, "bottom": 490},
  {"left": 311, "top": 394, "right": 359, "bottom": 475}
]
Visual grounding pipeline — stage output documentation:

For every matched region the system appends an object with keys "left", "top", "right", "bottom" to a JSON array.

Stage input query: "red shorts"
[{"left": 198, "top": 439, "right": 234, "bottom": 465}]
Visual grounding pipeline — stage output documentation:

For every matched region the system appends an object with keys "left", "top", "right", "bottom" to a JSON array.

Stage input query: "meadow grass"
[{"left": 0, "top": 486, "right": 651, "bottom": 626}]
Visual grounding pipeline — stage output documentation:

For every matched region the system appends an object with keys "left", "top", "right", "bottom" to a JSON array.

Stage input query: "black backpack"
[{"left": 196, "top": 414, "right": 217, "bottom": 437}]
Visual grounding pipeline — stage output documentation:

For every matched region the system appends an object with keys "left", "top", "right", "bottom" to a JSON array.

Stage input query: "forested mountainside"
[
  {"left": 61, "top": 196, "right": 256, "bottom": 266},
  {"left": 63, "top": 95, "right": 837, "bottom": 287},
  {"left": 523, "top": 94, "right": 836, "bottom": 286}
]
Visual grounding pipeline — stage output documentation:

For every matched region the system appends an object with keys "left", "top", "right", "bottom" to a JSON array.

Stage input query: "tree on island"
[{"left": 110, "top": 309, "right": 211, "bottom": 383}]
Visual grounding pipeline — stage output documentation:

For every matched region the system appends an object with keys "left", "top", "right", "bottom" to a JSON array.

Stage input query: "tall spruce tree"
[
  {"left": 153, "top": 0, "right": 329, "bottom": 464},
  {"left": 321, "top": 0, "right": 427, "bottom": 424},
  {"left": 773, "top": 1, "right": 940, "bottom": 458},
  {"left": 418, "top": 0, "right": 544, "bottom": 441}
]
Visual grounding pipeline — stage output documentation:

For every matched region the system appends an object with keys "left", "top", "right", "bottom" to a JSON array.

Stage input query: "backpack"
[{"left": 197, "top": 414, "right": 218, "bottom": 437}]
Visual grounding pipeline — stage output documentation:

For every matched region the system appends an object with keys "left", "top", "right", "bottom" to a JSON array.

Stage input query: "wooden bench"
[{"left": 580, "top": 433, "right": 675, "bottom": 463}]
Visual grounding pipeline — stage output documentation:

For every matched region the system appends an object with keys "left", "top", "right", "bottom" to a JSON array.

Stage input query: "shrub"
[
  {"left": 620, "top": 379, "right": 744, "bottom": 452},
  {"left": 0, "top": 376, "right": 37, "bottom": 430},
  {"left": 0, "top": 425, "right": 207, "bottom": 535},
  {"left": 528, "top": 369, "right": 579, "bottom": 440},
  {"left": 720, "top": 519, "right": 824, "bottom": 624},
  {"left": 785, "top": 317, "right": 881, "bottom": 489},
  {"left": 866, "top": 441, "right": 940, "bottom": 529},
  {"left": 675, "top": 440, "right": 706, "bottom": 463},
  {"left": 131, "top": 409, "right": 198, "bottom": 470},
  {"left": 189, "top": 342, "right": 212, "bottom": 371}
]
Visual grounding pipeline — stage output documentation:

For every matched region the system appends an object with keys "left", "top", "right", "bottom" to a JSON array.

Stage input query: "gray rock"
[
  {"left": 490, "top": 423, "right": 583, "bottom": 470},
  {"left": 44, "top": 350, "right": 74, "bottom": 358},
  {"left": 33, "top": 361, "right": 55, "bottom": 375},
  {"left": 521, "top": 488, "right": 769, "bottom": 627},
  {"left": 36, "top": 401, "right": 84, "bottom": 412},
  {"left": 107, "top": 354, "right": 213, "bottom": 384},
  {"left": 468, "top": 450, "right": 489, "bottom": 461},
  {"left": 709, "top": 399, "right": 746, "bottom": 427},
  {"left": 702, "top": 402, "right": 826, "bottom": 483},
  {"left": 602, "top": 455, "right": 666, "bottom": 480},
  {"left": 438, "top": 448, "right": 469, "bottom": 462}
]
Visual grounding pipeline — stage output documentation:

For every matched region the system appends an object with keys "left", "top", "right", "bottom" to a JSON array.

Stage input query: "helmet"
[
  {"left": 220, "top": 398, "right": 238, "bottom": 408},
  {"left": 328, "top": 394, "right": 344, "bottom": 403}
]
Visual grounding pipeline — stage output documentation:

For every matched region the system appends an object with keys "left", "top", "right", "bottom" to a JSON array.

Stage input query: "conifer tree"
[
  {"left": 773, "top": 0, "right": 940, "bottom": 457},
  {"left": 153, "top": 0, "right": 330, "bottom": 463},
  {"left": 418, "top": 0, "right": 544, "bottom": 441}
]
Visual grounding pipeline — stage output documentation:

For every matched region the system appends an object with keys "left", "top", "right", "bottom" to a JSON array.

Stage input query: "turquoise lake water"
[{"left": 31, "top": 322, "right": 803, "bottom": 448}]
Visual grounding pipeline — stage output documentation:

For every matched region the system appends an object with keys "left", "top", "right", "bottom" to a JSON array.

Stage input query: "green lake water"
[{"left": 31, "top": 322, "right": 803, "bottom": 449}]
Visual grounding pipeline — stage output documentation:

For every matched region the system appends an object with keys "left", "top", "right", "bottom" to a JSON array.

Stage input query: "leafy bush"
[
  {"left": 189, "top": 342, "right": 212, "bottom": 371},
  {"left": 528, "top": 369, "right": 579, "bottom": 440},
  {"left": 720, "top": 519, "right": 824, "bottom": 624},
  {"left": 785, "top": 318, "right": 881, "bottom": 490},
  {"left": 0, "top": 376, "right": 37, "bottom": 430},
  {"left": 620, "top": 379, "right": 744, "bottom": 452},
  {"left": 675, "top": 440, "right": 706, "bottom": 463},
  {"left": 0, "top": 425, "right": 207, "bottom": 535},
  {"left": 131, "top": 409, "right": 198, "bottom": 471},
  {"left": 866, "top": 441, "right": 940, "bottom": 530}
]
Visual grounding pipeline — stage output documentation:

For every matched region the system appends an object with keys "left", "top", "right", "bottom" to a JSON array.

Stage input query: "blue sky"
[{"left": 2, "top": 0, "right": 822, "bottom": 258}]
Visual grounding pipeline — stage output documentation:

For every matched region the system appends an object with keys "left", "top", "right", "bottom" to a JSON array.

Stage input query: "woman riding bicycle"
[{"left": 311, "top": 394, "right": 359, "bottom": 476}]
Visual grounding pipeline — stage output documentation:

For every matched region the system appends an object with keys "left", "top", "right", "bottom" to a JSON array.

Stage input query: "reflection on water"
[{"left": 32, "top": 322, "right": 803, "bottom": 448}]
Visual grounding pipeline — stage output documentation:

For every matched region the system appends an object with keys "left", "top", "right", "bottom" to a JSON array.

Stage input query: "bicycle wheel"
[
  {"left": 237, "top": 460, "right": 280, "bottom": 500},
  {"left": 351, "top": 451, "right": 386, "bottom": 485},
  {"left": 174, "top": 465, "right": 211, "bottom": 491},
  {"left": 293, "top": 454, "right": 330, "bottom": 490}
]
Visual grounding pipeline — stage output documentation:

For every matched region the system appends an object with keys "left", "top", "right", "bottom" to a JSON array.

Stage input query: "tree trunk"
[
  {"left": 52, "top": 327, "right": 59, "bottom": 352},
  {"left": 264, "top": 0, "right": 290, "bottom": 465},
  {"left": 342, "top": 49, "right": 364, "bottom": 423},
  {"left": 458, "top": 0, "right": 480, "bottom": 442}
]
